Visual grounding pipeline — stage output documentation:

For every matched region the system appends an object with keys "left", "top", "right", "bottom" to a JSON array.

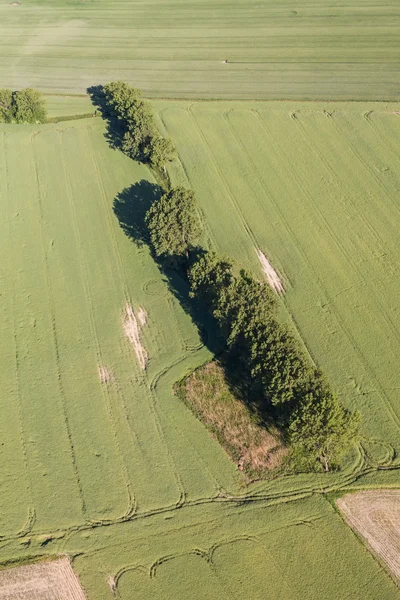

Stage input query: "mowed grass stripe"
[
  {"left": 0, "top": 132, "right": 34, "bottom": 535},
  {"left": 62, "top": 123, "right": 192, "bottom": 512},
  {"left": 3, "top": 127, "right": 84, "bottom": 530},
  {"left": 284, "top": 110, "right": 400, "bottom": 435},
  {"left": 33, "top": 125, "right": 132, "bottom": 522},
  {"left": 0, "top": 0, "right": 399, "bottom": 98}
]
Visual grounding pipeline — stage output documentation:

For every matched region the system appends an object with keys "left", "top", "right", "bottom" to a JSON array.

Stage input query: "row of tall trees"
[
  {"left": 143, "top": 184, "right": 359, "bottom": 471},
  {"left": 104, "top": 81, "right": 360, "bottom": 472},
  {"left": 103, "top": 81, "right": 175, "bottom": 170},
  {"left": 0, "top": 88, "right": 46, "bottom": 124}
]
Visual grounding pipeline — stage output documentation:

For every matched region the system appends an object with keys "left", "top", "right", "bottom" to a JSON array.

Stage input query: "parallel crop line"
[
  {"left": 87, "top": 128, "right": 186, "bottom": 511},
  {"left": 254, "top": 111, "right": 400, "bottom": 432},
  {"left": 32, "top": 136, "right": 87, "bottom": 520},
  {"left": 3, "top": 131, "right": 35, "bottom": 531},
  {"left": 59, "top": 131, "right": 134, "bottom": 521}
]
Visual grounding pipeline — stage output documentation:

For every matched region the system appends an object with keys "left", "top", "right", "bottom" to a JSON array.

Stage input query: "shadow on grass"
[
  {"left": 87, "top": 84, "right": 125, "bottom": 151},
  {"left": 112, "top": 181, "right": 283, "bottom": 432}
]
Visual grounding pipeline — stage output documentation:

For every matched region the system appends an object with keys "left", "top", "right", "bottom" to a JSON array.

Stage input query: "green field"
[
  {"left": 1, "top": 0, "right": 400, "bottom": 100},
  {"left": 159, "top": 99, "right": 400, "bottom": 465},
  {"left": 0, "top": 108, "right": 399, "bottom": 597}
]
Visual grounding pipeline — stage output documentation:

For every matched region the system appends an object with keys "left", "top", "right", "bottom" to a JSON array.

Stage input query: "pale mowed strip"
[{"left": 338, "top": 490, "right": 400, "bottom": 581}]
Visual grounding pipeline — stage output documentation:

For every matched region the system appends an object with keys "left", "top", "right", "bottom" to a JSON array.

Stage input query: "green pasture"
[
  {"left": 157, "top": 99, "right": 400, "bottom": 465},
  {"left": 0, "top": 0, "right": 399, "bottom": 100},
  {"left": 0, "top": 108, "right": 399, "bottom": 597}
]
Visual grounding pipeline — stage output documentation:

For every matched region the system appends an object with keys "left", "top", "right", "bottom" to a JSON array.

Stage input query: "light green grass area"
[
  {"left": 0, "top": 0, "right": 400, "bottom": 100},
  {"left": 156, "top": 99, "right": 400, "bottom": 465},
  {"left": 0, "top": 111, "right": 399, "bottom": 598}
]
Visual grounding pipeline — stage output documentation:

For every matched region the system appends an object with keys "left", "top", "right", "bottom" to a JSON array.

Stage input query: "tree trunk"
[{"left": 321, "top": 455, "right": 329, "bottom": 472}]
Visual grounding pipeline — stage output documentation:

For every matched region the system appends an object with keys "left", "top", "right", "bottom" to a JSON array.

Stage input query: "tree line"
[
  {"left": 103, "top": 81, "right": 360, "bottom": 472},
  {"left": 0, "top": 88, "right": 47, "bottom": 124},
  {"left": 102, "top": 82, "right": 175, "bottom": 172}
]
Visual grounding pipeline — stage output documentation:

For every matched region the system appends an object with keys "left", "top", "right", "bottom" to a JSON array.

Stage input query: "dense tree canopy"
[
  {"left": 289, "top": 373, "right": 360, "bottom": 471},
  {"left": 0, "top": 88, "right": 46, "bottom": 124},
  {"left": 188, "top": 250, "right": 360, "bottom": 469},
  {"left": 103, "top": 81, "right": 175, "bottom": 169},
  {"left": 145, "top": 186, "right": 201, "bottom": 258}
]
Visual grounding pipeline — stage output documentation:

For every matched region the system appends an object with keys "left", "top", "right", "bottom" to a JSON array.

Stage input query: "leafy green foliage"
[
  {"left": 145, "top": 186, "right": 201, "bottom": 258},
  {"left": 188, "top": 250, "right": 359, "bottom": 469},
  {"left": 102, "top": 81, "right": 175, "bottom": 168},
  {"left": 144, "top": 135, "right": 175, "bottom": 169},
  {"left": 0, "top": 89, "right": 13, "bottom": 122},
  {"left": 0, "top": 88, "right": 47, "bottom": 124},
  {"left": 289, "top": 374, "right": 360, "bottom": 471}
]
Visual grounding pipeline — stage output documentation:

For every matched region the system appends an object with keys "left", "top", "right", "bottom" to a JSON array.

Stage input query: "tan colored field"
[
  {"left": 338, "top": 490, "right": 400, "bottom": 581},
  {"left": 0, "top": 557, "right": 86, "bottom": 599}
]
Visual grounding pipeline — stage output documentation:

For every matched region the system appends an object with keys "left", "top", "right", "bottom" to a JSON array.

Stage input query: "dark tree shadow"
[
  {"left": 113, "top": 180, "right": 162, "bottom": 247},
  {"left": 87, "top": 84, "right": 126, "bottom": 151},
  {"left": 112, "top": 179, "right": 283, "bottom": 432}
]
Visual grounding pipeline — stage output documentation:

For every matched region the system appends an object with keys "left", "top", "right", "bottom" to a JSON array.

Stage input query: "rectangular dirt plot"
[{"left": 0, "top": 556, "right": 86, "bottom": 599}]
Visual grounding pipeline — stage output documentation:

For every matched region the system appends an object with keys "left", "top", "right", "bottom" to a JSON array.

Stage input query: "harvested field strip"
[
  {"left": 159, "top": 100, "right": 400, "bottom": 459},
  {"left": 1, "top": 0, "right": 400, "bottom": 99},
  {"left": 0, "top": 556, "right": 86, "bottom": 600},
  {"left": 338, "top": 490, "right": 400, "bottom": 582}
]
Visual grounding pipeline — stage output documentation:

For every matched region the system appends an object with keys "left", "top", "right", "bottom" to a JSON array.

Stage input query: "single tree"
[
  {"left": 289, "top": 374, "right": 360, "bottom": 471},
  {"left": 13, "top": 88, "right": 47, "bottom": 124},
  {"left": 145, "top": 186, "right": 201, "bottom": 259},
  {"left": 143, "top": 135, "right": 175, "bottom": 169}
]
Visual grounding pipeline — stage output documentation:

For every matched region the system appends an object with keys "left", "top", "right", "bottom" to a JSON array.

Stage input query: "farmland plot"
[
  {"left": 0, "top": 557, "right": 86, "bottom": 600},
  {"left": 1, "top": 106, "right": 400, "bottom": 599},
  {"left": 0, "top": 117, "right": 240, "bottom": 537},
  {"left": 0, "top": 0, "right": 399, "bottom": 100},
  {"left": 338, "top": 490, "right": 400, "bottom": 582},
  {"left": 157, "top": 100, "right": 400, "bottom": 464}
]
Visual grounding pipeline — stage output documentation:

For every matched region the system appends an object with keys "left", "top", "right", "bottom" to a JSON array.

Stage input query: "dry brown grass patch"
[
  {"left": 256, "top": 249, "right": 284, "bottom": 294},
  {"left": 98, "top": 365, "right": 112, "bottom": 384},
  {"left": 181, "top": 362, "right": 287, "bottom": 478},
  {"left": 123, "top": 303, "right": 148, "bottom": 369}
]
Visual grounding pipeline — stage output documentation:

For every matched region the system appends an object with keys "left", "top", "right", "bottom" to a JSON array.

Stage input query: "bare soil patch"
[
  {"left": 177, "top": 362, "right": 287, "bottom": 478},
  {"left": 337, "top": 490, "right": 400, "bottom": 581},
  {"left": 123, "top": 303, "right": 148, "bottom": 370},
  {"left": 137, "top": 307, "right": 148, "bottom": 327},
  {"left": 0, "top": 556, "right": 86, "bottom": 599},
  {"left": 256, "top": 249, "right": 284, "bottom": 294},
  {"left": 98, "top": 365, "right": 112, "bottom": 384}
]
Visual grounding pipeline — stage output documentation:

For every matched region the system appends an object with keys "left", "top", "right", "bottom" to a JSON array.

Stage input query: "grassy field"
[
  {"left": 157, "top": 99, "right": 400, "bottom": 467},
  {"left": 0, "top": 0, "right": 400, "bottom": 100},
  {"left": 0, "top": 111, "right": 399, "bottom": 598}
]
